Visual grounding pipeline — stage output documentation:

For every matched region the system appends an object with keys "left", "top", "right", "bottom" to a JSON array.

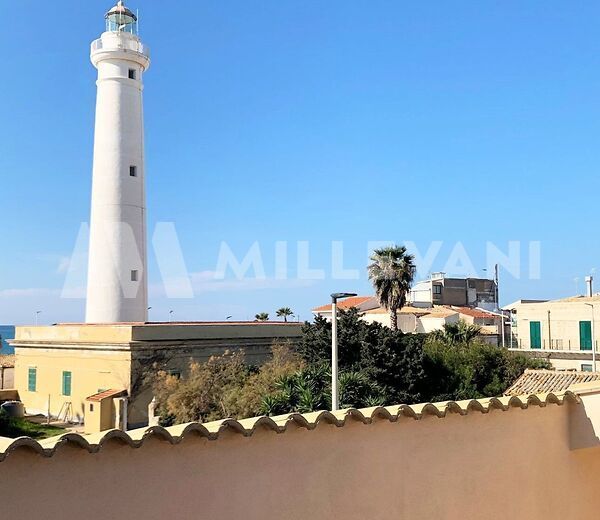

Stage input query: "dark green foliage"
[
  {"left": 431, "top": 320, "right": 482, "bottom": 345},
  {"left": 260, "top": 363, "right": 385, "bottom": 416},
  {"left": 294, "top": 308, "right": 551, "bottom": 410},
  {"left": 419, "top": 339, "right": 552, "bottom": 402},
  {"left": 296, "top": 309, "right": 427, "bottom": 405}
]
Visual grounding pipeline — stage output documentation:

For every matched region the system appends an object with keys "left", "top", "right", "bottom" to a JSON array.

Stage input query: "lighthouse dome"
[{"left": 105, "top": 1, "right": 137, "bottom": 33}]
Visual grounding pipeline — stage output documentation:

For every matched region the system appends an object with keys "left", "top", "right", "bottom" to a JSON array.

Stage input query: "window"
[
  {"left": 129, "top": 165, "right": 137, "bottom": 177},
  {"left": 128, "top": 68, "right": 137, "bottom": 80},
  {"left": 582, "top": 364, "right": 593, "bottom": 372},
  {"left": 89, "top": 403, "right": 94, "bottom": 412},
  {"left": 62, "top": 371, "right": 72, "bottom": 396},
  {"left": 580, "top": 321, "right": 592, "bottom": 351},
  {"left": 432, "top": 284, "right": 442, "bottom": 295},
  {"left": 168, "top": 369, "right": 181, "bottom": 379},
  {"left": 131, "top": 270, "right": 138, "bottom": 282},
  {"left": 28, "top": 367, "right": 37, "bottom": 392}
]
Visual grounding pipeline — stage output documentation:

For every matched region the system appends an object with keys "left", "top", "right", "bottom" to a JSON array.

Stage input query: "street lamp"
[
  {"left": 331, "top": 292, "right": 357, "bottom": 411},
  {"left": 585, "top": 303, "right": 596, "bottom": 371},
  {"left": 169, "top": 310, "right": 174, "bottom": 322},
  {"left": 35, "top": 310, "right": 42, "bottom": 326}
]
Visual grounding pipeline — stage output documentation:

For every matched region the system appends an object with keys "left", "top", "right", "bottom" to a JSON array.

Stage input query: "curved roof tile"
[{"left": 0, "top": 391, "right": 579, "bottom": 462}]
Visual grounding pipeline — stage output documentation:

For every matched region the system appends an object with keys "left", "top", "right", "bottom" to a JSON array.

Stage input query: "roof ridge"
[{"left": 0, "top": 391, "right": 579, "bottom": 463}]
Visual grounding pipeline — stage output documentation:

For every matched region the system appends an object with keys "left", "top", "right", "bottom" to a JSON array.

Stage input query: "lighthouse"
[{"left": 86, "top": 1, "right": 150, "bottom": 323}]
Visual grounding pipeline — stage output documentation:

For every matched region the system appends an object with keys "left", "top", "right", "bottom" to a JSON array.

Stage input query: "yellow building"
[{"left": 10, "top": 322, "right": 302, "bottom": 430}]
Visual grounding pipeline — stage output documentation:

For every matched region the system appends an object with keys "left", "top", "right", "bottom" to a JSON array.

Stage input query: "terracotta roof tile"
[
  {"left": 312, "top": 296, "right": 375, "bottom": 312},
  {"left": 447, "top": 306, "right": 497, "bottom": 319},
  {"left": 0, "top": 391, "right": 579, "bottom": 462},
  {"left": 86, "top": 389, "right": 127, "bottom": 402},
  {"left": 363, "top": 306, "right": 431, "bottom": 316},
  {"left": 504, "top": 369, "right": 600, "bottom": 396},
  {"left": 0, "top": 355, "right": 14, "bottom": 368}
]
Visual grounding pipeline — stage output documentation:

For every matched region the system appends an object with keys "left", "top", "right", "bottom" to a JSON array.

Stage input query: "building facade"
[
  {"left": 508, "top": 295, "right": 600, "bottom": 371},
  {"left": 409, "top": 273, "right": 498, "bottom": 310},
  {"left": 11, "top": 322, "right": 302, "bottom": 429}
]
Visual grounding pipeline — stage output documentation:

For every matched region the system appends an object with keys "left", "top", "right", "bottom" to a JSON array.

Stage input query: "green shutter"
[
  {"left": 62, "top": 371, "right": 72, "bottom": 396},
  {"left": 28, "top": 368, "right": 37, "bottom": 392},
  {"left": 530, "top": 321, "right": 541, "bottom": 349},
  {"left": 580, "top": 321, "right": 592, "bottom": 351}
]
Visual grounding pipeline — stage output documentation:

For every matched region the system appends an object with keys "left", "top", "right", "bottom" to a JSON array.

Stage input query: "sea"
[{"left": 0, "top": 326, "right": 15, "bottom": 354}]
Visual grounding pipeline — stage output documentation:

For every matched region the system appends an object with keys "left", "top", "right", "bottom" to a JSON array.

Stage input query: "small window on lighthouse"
[
  {"left": 129, "top": 166, "right": 137, "bottom": 177},
  {"left": 128, "top": 68, "right": 137, "bottom": 80},
  {"left": 131, "top": 270, "right": 139, "bottom": 282}
]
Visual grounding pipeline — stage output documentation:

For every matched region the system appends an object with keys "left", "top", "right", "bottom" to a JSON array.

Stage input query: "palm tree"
[
  {"left": 255, "top": 312, "right": 269, "bottom": 321},
  {"left": 276, "top": 307, "right": 294, "bottom": 322},
  {"left": 368, "top": 245, "right": 416, "bottom": 331},
  {"left": 432, "top": 320, "right": 481, "bottom": 345}
]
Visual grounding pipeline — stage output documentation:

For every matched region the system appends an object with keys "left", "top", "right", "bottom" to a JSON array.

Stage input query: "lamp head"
[{"left": 331, "top": 292, "right": 358, "bottom": 302}]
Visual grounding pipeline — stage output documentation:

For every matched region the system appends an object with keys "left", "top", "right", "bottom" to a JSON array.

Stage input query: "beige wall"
[
  {"left": 511, "top": 299, "right": 600, "bottom": 370},
  {"left": 14, "top": 346, "right": 132, "bottom": 422},
  {"left": 515, "top": 300, "right": 598, "bottom": 351},
  {"left": 3, "top": 398, "right": 600, "bottom": 519},
  {"left": 362, "top": 312, "right": 418, "bottom": 333}
]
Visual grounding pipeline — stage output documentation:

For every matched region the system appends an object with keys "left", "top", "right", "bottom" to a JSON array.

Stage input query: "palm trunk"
[{"left": 390, "top": 305, "right": 398, "bottom": 331}]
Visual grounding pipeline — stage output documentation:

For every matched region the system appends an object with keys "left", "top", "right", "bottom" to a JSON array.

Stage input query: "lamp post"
[
  {"left": 331, "top": 292, "right": 357, "bottom": 411},
  {"left": 35, "top": 310, "right": 42, "bottom": 326},
  {"left": 585, "top": 303, "right": 596, "bottom": 371}
]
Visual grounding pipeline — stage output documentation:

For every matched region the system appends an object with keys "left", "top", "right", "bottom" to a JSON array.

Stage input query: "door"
[
  {"left": 580, "top": 321, "right": 592, "bottom": 351},
  {"left": 530, "top": 321, "right": 541, "bottom": 349}
]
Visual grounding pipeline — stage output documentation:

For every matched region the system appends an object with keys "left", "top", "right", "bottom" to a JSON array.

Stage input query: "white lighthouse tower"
[{"left": 86, "top": 1, "right": 150, "bottom": 323}]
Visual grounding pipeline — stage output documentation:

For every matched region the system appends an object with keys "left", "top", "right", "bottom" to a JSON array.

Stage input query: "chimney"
[{"left": 585, "top": 276, "right": 593, "bottom": 297}]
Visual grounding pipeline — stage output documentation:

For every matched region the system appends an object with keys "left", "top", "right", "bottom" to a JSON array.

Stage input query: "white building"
[
  {"left": 312, "top": 297, "right": 501, "bottom": 343},
  {"left": 409, "top": 273, "right": 497, "bottom": 311}
]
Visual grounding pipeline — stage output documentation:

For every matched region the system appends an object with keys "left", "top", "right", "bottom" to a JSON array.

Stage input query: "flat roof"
[{"left": 11, "top": 322, "right": 303, "bottom": 345}]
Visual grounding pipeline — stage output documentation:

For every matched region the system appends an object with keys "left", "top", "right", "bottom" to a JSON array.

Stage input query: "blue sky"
[{"left": 1, "top": 1, "right": 599, "bottom": 325}]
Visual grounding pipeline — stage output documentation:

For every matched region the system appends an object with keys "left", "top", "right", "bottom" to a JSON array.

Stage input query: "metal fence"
[{"left": 516, "top": 338, "right": 599, "bottom": 352}]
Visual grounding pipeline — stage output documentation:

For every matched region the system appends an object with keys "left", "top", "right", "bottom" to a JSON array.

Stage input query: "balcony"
[{"left": 91, "top": 37, "right": 150, "bottom": 59}]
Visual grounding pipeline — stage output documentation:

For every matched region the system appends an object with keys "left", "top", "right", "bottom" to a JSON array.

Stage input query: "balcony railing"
[
  {"left": 513, "top": 338, "right": 599, "bottom": 352},
  {"left": 91, "top": 37, "right": 150, "bottom": 59}
]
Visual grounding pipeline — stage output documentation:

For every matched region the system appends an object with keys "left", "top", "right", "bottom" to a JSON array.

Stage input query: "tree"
[
  {"left": 296, "top": 308, "right": 427, "bottom": 404},
  {"left": 228, "top": 344, "right": 304, "bottom": 418},
  {"left": 260, "top": 363, "right": 385, "bottom": 416},
  {"left": 431, "top": 320, "right": 482, "bottom": 345},
  {"left": 150, "top": 312, "right": 551, "bottom": 426},
  {"left": 368, "top": 245, "right": 416, "bottom": 331},
  {"left": 419, "top": 338, "right": 551, "bottom": 402},
  {"left": 276, "top": 307, "right": 294, "bottom": 322},
  {"left": 151, "top": 345, "right": 304, "bottom": 424},
  {"left": 152, "top": 350, "right": 249, "bottom": 424},
  {"left": 255, "top": 312, "right": 269, "bottom": 321}
]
